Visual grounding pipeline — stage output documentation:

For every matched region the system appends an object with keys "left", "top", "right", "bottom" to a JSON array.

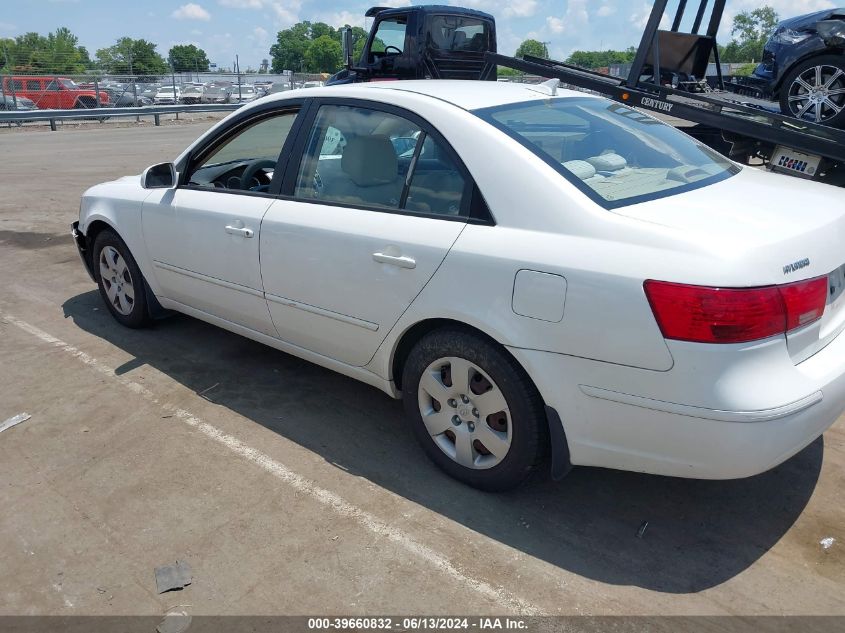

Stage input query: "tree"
[
  {"left": 305, "top": 35, "right": 342, "bottom": 73},
  {"left": 515, "top": 39, "right": 547, "bottom": 60},
  {"left": 270, "top": 21, "right": 369, "bottom": 73},
  {"left": 719, "top": 7, "right": 779, "bottom": 63},
  {"left": 96, "top": 38, "right": 168, "bottom": 77},
  {"left": 168, "top": 44, "right": 210, "bottom": 73},
  {"left": 566, "top": 47, "right": 637, "bottom": 69},
  {"left": 1, "top": 27, "right": 90, "bottom": 73}
]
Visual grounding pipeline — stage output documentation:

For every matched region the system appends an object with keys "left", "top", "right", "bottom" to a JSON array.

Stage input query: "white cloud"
[
  {"left": 544, "top": 0, "right": 589, "bottom": 36},
  {"left": 596, "top": 5, "right": 616, "bottom": 18},
  {"left": 270, "top": 1, "right": 301, "bottom": 27},
  {"left": 503, "top": 0, "right": 537, "bottom": 19},
  {"left": 172, "top": 3, "right": 212, "bottom": 20},
  {"left": 0, "top": 21, "right": 16, "bottom": 32},
  {"left": 219, "top": 0, "right": 264, "bottom": 7},
  {"left": 253, "top": 26, "right": 269, "bottom": 42},
  {"left": 318, "top": 10, "right": 365, "bottom": 28}
]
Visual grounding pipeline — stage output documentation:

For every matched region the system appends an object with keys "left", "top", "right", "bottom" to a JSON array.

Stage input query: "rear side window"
[
  {"left": 26, "top": 80, "right": 41, "bottom": 90},
  {"left": 426, "top": 15, "right": 491, "bottom": 52},
  {"left": 294, "top": 104, "right": 468, "bottom": 217},
  {"left": 475, "top": 98, "right": 739, "bottom": 209}
]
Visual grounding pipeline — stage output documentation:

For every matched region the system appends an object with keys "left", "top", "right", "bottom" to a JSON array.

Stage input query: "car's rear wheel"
[
  {"left": 401, "top": 328, "right": 547, "bottom": 491},
  {"left": 780, "top": 55, "right": 845, "bottom": 128},
  {"left": 92, "top": 230, "right": 151, "bottom": 328}
]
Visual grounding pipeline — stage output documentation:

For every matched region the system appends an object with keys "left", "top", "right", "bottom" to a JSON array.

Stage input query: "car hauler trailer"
[
  {"left": 335, "top": 1, "right": 845, "bottom": 186},
  {"left": 482, "top": 0, "right": 845, "bottom": 186}
]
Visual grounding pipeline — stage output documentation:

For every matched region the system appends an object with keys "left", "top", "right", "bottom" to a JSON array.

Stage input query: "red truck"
[{"left": 1, "top": 75, "right": 110, "bottom": 109}]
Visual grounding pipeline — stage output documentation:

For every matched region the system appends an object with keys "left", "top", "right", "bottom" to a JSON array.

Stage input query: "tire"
[
  {"left": 779, "top": 55, "right": 845, "bottom": 129},
  {"left": 92, "top": 229, "right": 151, "bottom": 328},
  {"left": 74, "top": 97, "right": 96, "bottom": 109},
  {"left": 402, "top": 328, "right": 548, "bottom": 491}
]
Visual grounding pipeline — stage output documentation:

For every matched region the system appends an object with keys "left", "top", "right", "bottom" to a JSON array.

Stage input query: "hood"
[
  {"left": 777, "top": 8, "right": 845, "bottom": 31},
  {"left": 615, "top": 167, "right": 845, "bottom": 285}
]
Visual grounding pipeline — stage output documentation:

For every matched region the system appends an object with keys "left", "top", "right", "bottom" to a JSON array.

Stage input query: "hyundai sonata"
[{"left": 72, "top": 80, "right": 845, "bottom": 490}]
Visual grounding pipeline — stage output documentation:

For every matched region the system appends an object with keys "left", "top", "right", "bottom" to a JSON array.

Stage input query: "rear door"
[
  {"left": 142, "top": 103, "right": 304, "bottom": 336},
  {"left": 260, "top": 99, "right": 476, "bottom": 366}
]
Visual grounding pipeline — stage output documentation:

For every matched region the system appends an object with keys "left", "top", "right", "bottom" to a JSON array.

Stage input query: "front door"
[
  {"left": 260, "top": 101, "right": 472, "bottom": 366},
  {"left": 142, "top": 108, "right": 300, "bottom": 336}
]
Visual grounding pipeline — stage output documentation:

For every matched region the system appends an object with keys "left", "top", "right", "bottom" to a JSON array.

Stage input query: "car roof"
[{"left": 262, "top": 80, "right": 592, "bottom": 112}]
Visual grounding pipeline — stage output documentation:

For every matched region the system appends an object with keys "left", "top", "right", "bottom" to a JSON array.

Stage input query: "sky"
[{"left": 0, "top": 0, "right": 839, "bottom": 69}]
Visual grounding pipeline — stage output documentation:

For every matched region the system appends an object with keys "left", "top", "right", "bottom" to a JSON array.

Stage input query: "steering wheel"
[
  {"left": 240, "top": 159, "right": 277, "bottom": 191},
  {"left": 384, "top": 45, "right": 402, "bottom": 55}
]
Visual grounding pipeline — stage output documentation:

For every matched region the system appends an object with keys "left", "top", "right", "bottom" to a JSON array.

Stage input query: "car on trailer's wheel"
[
  {"left": 72, "top": 80, "right": 845, "bottom": 491},
  {"left": 753, "top": 7, "right": 845, "bottom": 127}
]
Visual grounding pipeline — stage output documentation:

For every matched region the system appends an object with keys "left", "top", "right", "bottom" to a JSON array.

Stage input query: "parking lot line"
[{"left": 2, "top": 312, "right": 542, "bottom": 616}]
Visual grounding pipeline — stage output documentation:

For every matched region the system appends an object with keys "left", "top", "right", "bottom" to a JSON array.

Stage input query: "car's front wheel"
[
  {"left": 402, "top": 328, "right": 547, "bottom": 491},
  {"left": 92, "top": 229, "right": 151, "bottom": 328},
  {"left": 780, "top": 55, "right": 845, "bottom": 128}
]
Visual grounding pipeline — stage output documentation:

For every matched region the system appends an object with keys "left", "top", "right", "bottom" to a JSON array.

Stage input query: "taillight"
[{"left": 644, "top": 277, "right": 828, "bottom": 344}]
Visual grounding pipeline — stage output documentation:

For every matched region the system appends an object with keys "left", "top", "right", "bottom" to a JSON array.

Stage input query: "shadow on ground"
[{"left": 63, "top": 290, "right": 823, "bottom": 594}]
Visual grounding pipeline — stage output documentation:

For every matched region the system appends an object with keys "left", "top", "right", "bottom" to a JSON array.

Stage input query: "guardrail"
[{"left": 0, "top": 103, "right": 242, "bottom": 130}]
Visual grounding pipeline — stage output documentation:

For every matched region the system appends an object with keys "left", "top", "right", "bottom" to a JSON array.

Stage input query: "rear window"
[
  {"left": 474, "top": 97, "right": 739, "bottom": 209},
  {"left": 426, "top": 15, "right": 491, "bottom": 52}
]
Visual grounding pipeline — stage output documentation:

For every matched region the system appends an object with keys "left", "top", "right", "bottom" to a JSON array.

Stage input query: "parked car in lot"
[
  {"left": 0, "top": 94, "right": 37, "bottom": 111},
  {"left": 72, "top": 81, "right": 845, "bottom": 490},
  {"left": 154, "top": 86, "right": 181, "bottom": 104},
  {"left": 180, "top": 84, "right": 205, "bottom": 104},
  {"left": 753, "top": 7, "right": 845, "bottom": 127},
  {"left": 201, "top": 82, "right": 233, "bottom": 103},
  {"left": 101, "top": 87, "right": 152, "bottom": 107},
  {"left": 1, "top": 75, "right": 110, "bottom": 109},
  {"left": 230, "top": 84, "right": 258, "bottom": 103}
]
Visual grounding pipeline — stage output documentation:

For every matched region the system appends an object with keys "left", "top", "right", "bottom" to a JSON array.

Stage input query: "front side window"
[
  {"left": 475, "top": 98, "right": 739, "bottom": 208},
  {"left": 187, "top": 111, "right": 297, "bottom": 192},
  {"left": 370, "top": 17, "right": 407, "bottom": 55},
  {"left": 59, "top": 79, "right": 77, "bottom": 90},
  {"left": 426, "top": 16, "right": 491, "bottom": 52},
  {"left": 294, "top": 104, "right": 468, "bottom": 217},
  {"left": 26, "top": 80, "right": 41, "bottom": 90}
]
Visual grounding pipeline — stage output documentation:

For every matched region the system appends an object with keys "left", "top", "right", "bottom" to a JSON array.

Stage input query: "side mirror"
[
  {"left": 341, "top": 27, "right": 354, "bottom": 69},
  {"left": 141, "top": 162, "right": 178, "bottom": 189}
]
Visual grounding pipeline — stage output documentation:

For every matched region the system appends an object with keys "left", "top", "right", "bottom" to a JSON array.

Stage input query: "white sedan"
[{"left": 72, "top": 80, "right": 845, "bottom": 491}]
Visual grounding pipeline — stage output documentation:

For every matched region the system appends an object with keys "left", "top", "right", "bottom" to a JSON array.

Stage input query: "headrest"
[{"left": 341, "top": 135, "right": 398, "bottom": 186}]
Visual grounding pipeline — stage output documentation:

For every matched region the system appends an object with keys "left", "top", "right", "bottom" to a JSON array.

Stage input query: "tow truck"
[{"left": 334, "top": 0, "right": 845, "bottom": 187}]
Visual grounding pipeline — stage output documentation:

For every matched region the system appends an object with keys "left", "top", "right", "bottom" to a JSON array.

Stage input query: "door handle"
[
  {"left": 373, "top": 252, "right": 416, "bottom": 269},
  {"left": 225, "top": 225, "right": 254, "bottom": 238}
]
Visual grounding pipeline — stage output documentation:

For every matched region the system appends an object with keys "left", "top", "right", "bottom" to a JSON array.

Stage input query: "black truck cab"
[{"left": 327, "top": 5, "right": 496, "bottom": 85}]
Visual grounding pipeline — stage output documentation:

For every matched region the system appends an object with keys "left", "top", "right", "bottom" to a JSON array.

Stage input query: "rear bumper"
[
  {"left": 71, "top": 221, "right": 95, "bottom": 282},
  {"left": 508, "top": 332, "right": 845, "bottom": 479}
]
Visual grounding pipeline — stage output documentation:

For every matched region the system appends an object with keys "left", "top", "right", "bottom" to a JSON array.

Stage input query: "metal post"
[
  {"left": 671, "top": 0, "right": 688, "bottom": 32},
  {"left": 236, "top": 55, "right": 242, "bottom": 102},
  {"left": 627, "top": 0, "right": 670, "bottom": 88},
  {"left": 154, "top": 113, "right": 160, "bottom": 126},
  {"left": 171, "top": 60, "right": 177, "bottom": 104},
  {"left": 94, "top": 77, "right": 101, "bottom": 108},
  {"left": 691, "top": 0, "right": 708, "bottom": 34},
  {"left": 706, "top": 0, "right": 726, "bottom": 39},
  {"left": 50, "top": 118, "right": 56, "bottom": 131}
]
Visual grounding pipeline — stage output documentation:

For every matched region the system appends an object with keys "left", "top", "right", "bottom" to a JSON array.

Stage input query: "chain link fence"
[{"left": 0, "top": 70, "right": 329, "bottom": 112}]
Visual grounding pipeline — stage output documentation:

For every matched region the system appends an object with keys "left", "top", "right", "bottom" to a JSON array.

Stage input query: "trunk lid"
[{"left": 619, "top": 167, "right": 845, "bottom": 362}]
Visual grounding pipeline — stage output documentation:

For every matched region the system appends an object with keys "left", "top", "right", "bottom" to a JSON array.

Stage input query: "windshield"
[
  {"left": 58, "top": 78, "right": 78, "bottom": 89},
  {"left": 474, "top": 97, "right": 739, "bottom": 208}
]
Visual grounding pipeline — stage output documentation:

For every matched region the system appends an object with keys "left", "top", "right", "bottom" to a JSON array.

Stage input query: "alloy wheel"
[
  {"left": 99, "top": 245, "right": 135, "bottom": 316},
  {"left": 786, "top": 64, "right": 845, "bottom": 123},
  {"left": 417, "top": 356, "right": 512, "bottom": 470}
]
